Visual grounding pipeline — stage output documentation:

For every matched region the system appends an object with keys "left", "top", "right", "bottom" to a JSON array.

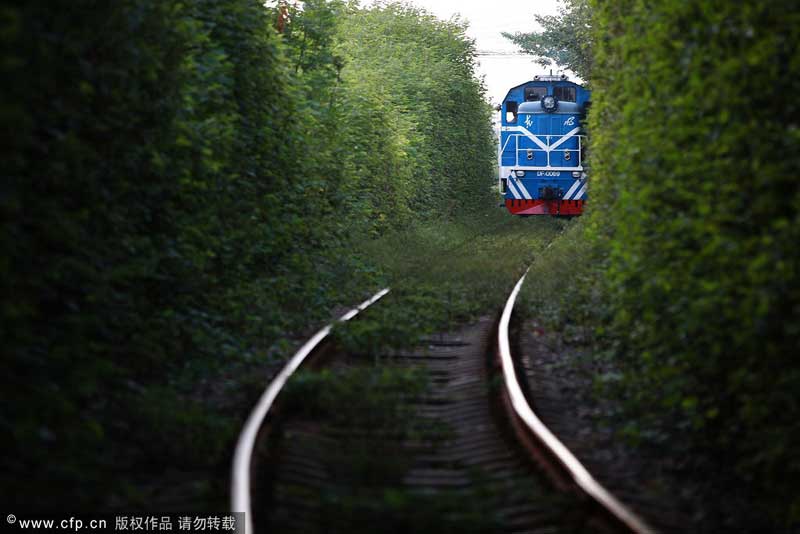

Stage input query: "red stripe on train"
[{"left": 505, "top": 199, "right": 584, "bottom": 216}]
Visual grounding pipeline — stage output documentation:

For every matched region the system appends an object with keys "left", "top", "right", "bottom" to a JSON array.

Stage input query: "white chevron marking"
[
  {"left": 564, "top": 179, "right": 581, "bottom": 200},
  {"left": 507, "top": 126, "right": 549, "bottom": 151},
  {"left": 516, "top": 179, "right": 532, "bottom": 199},
  {"left": 549, "top": 126, "right": 582, "bottom": 150}
]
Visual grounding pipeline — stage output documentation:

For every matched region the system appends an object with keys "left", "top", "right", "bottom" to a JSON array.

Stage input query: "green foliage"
[
  {"left": 337, "top": 3, "right": 497, "bottom": 220},
  {"left": 332, "top": 213, "right": 566, "bottom": 356},
  {"left": 3, "top": 0, "right": 202, "bottom": 507},
  {"left": 2, "top": 0, "right": 499, "bottom": 510},
  {"left": 283, "top": 366, "right": 434, "bottom": 441},
  {"left": 518, "top": 218, "right": 607, "bottom": 335},
  {"left": 502, "top": 0, "right": 594, "bottom": 80},
  {"left": 332, "top": 212, "right": 563, "bottom": 357},
  {"left": 588, "top": 0, "right": 800, "bottom": 523},
  {"left": 131, "top": 386, "right": 238, "bottom": 469}
]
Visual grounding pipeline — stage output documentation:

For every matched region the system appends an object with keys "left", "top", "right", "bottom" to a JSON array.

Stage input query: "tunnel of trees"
[{"left": 1, "top": 0, "right": 496, "bottom": 508}]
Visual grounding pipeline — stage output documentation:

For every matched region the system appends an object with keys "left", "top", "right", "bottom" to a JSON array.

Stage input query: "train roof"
[
  {"left": 503, "top": 75, "right": 585, "bottom": 101},
  {"left": 510, "top": 74, "right": 581, "bottom": 87}
]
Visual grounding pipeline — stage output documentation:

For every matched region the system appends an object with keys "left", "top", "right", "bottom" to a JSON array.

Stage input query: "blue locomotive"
[{"left": 498, "top": 74, "right": 591, "bottom": 215}]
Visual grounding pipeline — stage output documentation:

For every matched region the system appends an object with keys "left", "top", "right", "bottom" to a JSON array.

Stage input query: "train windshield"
[
  {"left": 554, "top": 86, "right": 576, "bottom": 102},
  {"left": 524, "top": 86, "right": 546, "bottom": 101}
]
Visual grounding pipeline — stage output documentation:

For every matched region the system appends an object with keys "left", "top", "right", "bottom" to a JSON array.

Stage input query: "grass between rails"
[
  {"left": 276, "top": 366, "right": 508, "bottom": 533},
  {"left": 333, "top": 210, "right": 567, "bottom": 353},
  {"left": 266, "top": 210, "right": 571, "bottom": 531}
]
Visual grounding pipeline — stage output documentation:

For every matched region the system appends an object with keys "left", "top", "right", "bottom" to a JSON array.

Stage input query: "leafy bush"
[
  {"left": 588, "top": 0, "right": 800, "bottom": 522},
  {"left": 2, "top": 0, "right": 500, "bottom": 510},
  {"left": 336, "top": 3, "right": 497, "bottom": 219}
]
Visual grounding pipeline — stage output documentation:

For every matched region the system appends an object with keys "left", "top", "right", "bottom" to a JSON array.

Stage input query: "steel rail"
[
  {"left": 498, "top": 269, "right": 656, "bottom": 534},
  {"left": 230, "top": 288, "right": 391, "bottom": 534}
]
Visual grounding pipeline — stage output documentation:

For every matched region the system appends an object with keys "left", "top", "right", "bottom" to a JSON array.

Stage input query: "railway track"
[{"left": 231, "top": 273, "right": 655, "bottom": 533}]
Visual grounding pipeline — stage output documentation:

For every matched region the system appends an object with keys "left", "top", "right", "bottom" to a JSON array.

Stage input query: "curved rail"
[
  {"left": 230, "top": 288, "right": 390, "bottom": 534},
  {"left": 498, "top": 269, "right": 656, "bottom": 534}
]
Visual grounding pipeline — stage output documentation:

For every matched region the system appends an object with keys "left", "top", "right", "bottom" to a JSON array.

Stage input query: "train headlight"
[
  {"left": 515, "top": 170, "right": 525, "bottom": 177},
  {"left": 541, "top": 95, "right": 558, "bottom": 113},
  {"left": 572, "top": 171, "right": 581, "bottom": 177}
]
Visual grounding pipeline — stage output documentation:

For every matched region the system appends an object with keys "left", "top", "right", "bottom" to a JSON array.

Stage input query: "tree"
[
  {"left": 502, "top": 0, "right": 593, "bottom": 81},
  {"left": 587, "top": 0, "right": 800, "bottom": 524}
]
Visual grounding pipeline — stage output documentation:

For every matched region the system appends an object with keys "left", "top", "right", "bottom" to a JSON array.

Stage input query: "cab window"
[
  {"left": 554, "top": 86, "right": 576, "bottom": 102},
  {"left": 524, "top": 86, "right": 546, "bottom": 101},
  {"left": 505, "top": 101, "right": 518, "bottom": 123}
]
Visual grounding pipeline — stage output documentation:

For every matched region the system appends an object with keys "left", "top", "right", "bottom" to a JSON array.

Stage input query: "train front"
[{"left": 498, "top": 76, "right": 591, "bottom": 216}]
